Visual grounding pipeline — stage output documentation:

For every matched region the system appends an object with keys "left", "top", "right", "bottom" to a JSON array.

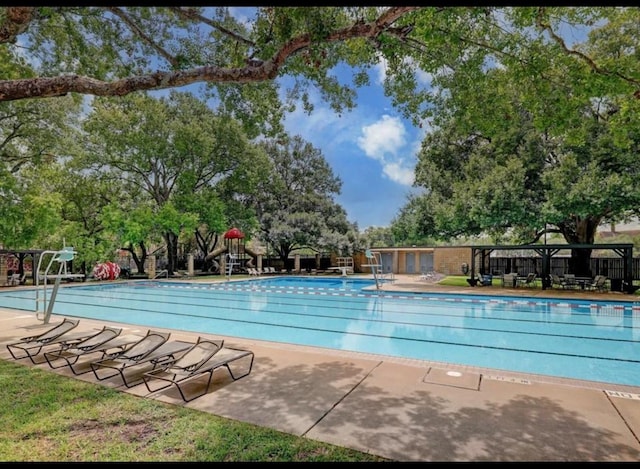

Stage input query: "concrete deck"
[{"left": 1, "top": 275, "right": 640, "bottom": 461}]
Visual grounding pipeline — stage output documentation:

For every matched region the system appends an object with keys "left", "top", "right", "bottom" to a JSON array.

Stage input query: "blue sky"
[
  {"left": 228, "top": 7, "right": 428, "bottom": 230},
  {"left": 280, "top": 69, "right": 427, "bottom": 230}
]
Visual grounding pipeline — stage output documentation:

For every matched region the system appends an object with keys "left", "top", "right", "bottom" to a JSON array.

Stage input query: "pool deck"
[{"left": 2, "top": 274, "right": 640, "bottom": 461}]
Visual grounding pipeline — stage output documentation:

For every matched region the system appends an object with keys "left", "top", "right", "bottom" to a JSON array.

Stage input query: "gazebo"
[{"left": 469, "top": 243, "right": 636, "bottom": 293}]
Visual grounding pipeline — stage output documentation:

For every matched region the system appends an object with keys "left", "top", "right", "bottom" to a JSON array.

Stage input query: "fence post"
[
  {"left": 148, "top": 256, "right": 156, "bottom": 279},
  {"left": 188, "top": 254, "right": 194, "bottom": 277}
]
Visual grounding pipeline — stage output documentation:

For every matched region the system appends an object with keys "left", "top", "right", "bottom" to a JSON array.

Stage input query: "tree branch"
[
  {"left": 106, "top": 7, "right": 180, "bottom": 69},
  {"left": 526, "top": 225, "right": 563, "bottom": 244},
  {"left": 0, "top": 7, "right": 35, "bottom": 43},
  {"left": 536, "top": 7, "right": 640, "bottom": 89},
  {"left": 0, "top": 6, "right": 419, "bottom": 102},
  {"left": 170, "top": 7, "right": 254, "bottom": 47}
]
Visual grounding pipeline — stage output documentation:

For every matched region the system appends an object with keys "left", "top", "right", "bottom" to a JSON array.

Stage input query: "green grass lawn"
[
  {"left": 438, "top": 275, "right": 640, "bottom": 295},
  {"left": 0, "top": 360, "right": 388, "bottom": 462},
  {"left": 436, "top": 275, "right": 472, "bottom": 287}
]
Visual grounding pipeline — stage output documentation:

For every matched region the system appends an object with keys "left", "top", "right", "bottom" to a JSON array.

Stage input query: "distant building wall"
[
  {"left": 433, "top": 247, "right": 472, "bottom": 275},
  {"left": 359, "top": 246, "right": 470, "bottom": 275}
]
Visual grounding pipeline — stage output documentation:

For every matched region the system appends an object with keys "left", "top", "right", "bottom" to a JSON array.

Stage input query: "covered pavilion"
[
  {"left": 469, "top": 243, "right": 635, "bottom": 293},
  {"left": 0, "top": 248, "right": 45, "bottom": 285}
]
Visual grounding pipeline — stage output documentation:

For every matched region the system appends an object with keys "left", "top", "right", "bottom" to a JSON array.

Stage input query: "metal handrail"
[{"left": 153, "top": 269, "right": 168, "bottom": 279}]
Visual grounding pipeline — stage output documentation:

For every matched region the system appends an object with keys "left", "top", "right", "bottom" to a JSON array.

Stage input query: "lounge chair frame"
[
  {"left": 44, "top": 327, "right": 144, "bottom": 375},
  {"left": 142, "top": 337, "right": 254, "bottom": 402},
  {"left": 90, "top": 330, "right": 192, "bottom": 388},
  {"left": 6, "top": 318, "right": 94, "bottom": 364},
  {"left": 562, "top": 274, "right": 578, "bottom": 289}
]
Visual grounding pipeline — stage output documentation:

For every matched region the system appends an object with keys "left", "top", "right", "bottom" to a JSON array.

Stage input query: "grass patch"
[
  {"left": 0, "top": 360, "right": 388, "bottom": 462},
  {"left": 437, "top": 275, "right": 473, "bottom": 287}
]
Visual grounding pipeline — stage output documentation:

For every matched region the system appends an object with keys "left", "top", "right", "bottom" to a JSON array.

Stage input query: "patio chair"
[
  {"left": 585, "top": 275, "right": 608, "bottom": 292},
  {"left": 6, "top": 318, "right": 94, "bottom": 364},
  {"left": 7, "top": 273, "right": 25, "bottom": 286},
  {"left": 142, "top": 336, "right": 254, "bottom": 402},
  {"left": 44, "top": 327, "right": 144, "bottom": 375},
  {"left": 478, "top": 274, "right": 493, "bottom": 286},
  {"left": 550, "top": 274, "right": 564, "bottom": 289},
  {"left": 419, "top": 271, "right": 435, "bottom": 281},
  {"left": 517, "top": 273, "right": 537, "bottom": 288},
  {"left": 89, "top": 330, "right": 193, "bottom": 387},
  {"left": 562, "top": 274, "right": 578, "bottom": 289},
  {"left": 501, "top": 273, "right": 518, "bottom": 288}
]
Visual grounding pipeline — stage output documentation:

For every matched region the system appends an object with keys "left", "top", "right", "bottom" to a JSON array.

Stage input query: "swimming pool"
[{"left": 1, "top": 276, "right": 640, "bottom": 388}]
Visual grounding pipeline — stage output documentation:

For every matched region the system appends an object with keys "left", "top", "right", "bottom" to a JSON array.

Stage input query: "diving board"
[{"left": 328, "top": 257, "right": 354, "bottom": 277}]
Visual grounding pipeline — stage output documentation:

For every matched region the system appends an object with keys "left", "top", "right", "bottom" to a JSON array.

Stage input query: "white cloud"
[
  {"left": 228, "top": 7, "right": 255, "bottom": 28},
  {"left": 383, "top": 161, "right": 415, "bottom": 186},
  {"left": 281, "top": 84, "right": 363, "bottom": 149},
  {"left": 357, "top": 115, "right": 406, "bottom": 161},
  {"left": 357, "top": 115, "right": 416, "bottom": 187},
  {"left": 286, "top": 103, "right": 344, "bottom": 138},
  {"left": 415, "top": 67, "right": 433, "bottom": 87}
]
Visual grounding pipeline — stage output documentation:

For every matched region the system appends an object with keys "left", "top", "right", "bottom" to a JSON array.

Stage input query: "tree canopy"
[
  {"left": 3, "top": 7, "right": 637, "bottom": 129},
  {"left": 2, "top": 6, "right": 640, "bottom": 270},
  {"left": 391, "top": 10, "right": 640, "bottom": 275},
  {"left": 78, "top": 91, "right": 266, "bottom": 274},
  {"left": 252, "top": 135, "right": 359, "bottom": 263}
]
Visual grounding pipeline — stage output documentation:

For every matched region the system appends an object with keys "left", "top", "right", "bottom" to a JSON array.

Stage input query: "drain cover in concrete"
[{"left": 422, "top": 367, "right": 481, "bottom": 390}]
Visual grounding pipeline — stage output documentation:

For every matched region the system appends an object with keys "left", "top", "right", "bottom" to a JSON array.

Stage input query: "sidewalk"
[{"left": 2, "top": 276, "right": 640, "bottom": 461}]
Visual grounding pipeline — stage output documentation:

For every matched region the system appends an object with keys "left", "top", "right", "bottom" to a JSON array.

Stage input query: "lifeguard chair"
[{"left": 35, "top": 246, "right": 85, "bottom": 323}]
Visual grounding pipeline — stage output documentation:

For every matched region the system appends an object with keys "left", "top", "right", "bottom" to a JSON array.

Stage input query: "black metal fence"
[
  {"left": 179, "top": 254, "right": 333, "bottom": 273},
  {"left": 487, "top": 257, "right": 640, "bottom": 281}
]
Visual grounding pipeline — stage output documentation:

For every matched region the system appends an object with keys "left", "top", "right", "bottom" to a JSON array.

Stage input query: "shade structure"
[{"left": 224, "top": 227, "right": 245, "bottom": 239}]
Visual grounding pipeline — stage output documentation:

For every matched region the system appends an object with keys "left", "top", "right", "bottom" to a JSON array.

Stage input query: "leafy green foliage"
[
  {"left": 252, "top": 136, "right": 358, "bottom": 261},
  {"left": 3, "top": 7, "right": 640, "bottom": 266},
  {"left": 78, "top": 91, "right": 263, "bottom": 274},
  {"left": 394, "top": 9, "right": 640, "bottom": 274}
]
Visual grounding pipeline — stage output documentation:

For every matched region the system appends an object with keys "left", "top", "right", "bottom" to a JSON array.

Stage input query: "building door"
[
  {"left": 419, "top": 252, "right": 434, "bottom": 273},
  {"left": 381, "top": 253, "right": 393, "bottom": 274},
  {"left": 406, "top": 252, "right": 416, "bottom": 274}
]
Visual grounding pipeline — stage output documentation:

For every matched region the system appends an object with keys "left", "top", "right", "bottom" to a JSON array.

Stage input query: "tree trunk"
[
  {"left": 196, "top": 230, "right": 218, "bottom": 271},
  {"left": 559, "top": 216, "right": 600, "bottom": 277},
  {"left": 132, "top": 241, "right": 147, "bottom": 274},
  {"left": 123, "top": 242, "right": 147, "bottom": 274},
  {"left": 275, "top": 243, "right": 293, "bottom": 272},
  {"left": 569, "top": 248, "right": 593, "bottom": 278},
  {"left": 164, "top": 231, "right": 179, "bottom": 275}
]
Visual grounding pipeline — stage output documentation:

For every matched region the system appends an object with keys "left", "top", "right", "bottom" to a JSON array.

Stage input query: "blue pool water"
[{"left": 1, "top": 277, "right": 640, "bottom": 387}]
